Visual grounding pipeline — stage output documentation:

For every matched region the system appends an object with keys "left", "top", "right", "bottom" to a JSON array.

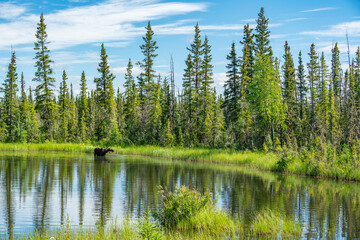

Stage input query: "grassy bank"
[
  {"left": 1, "top": 143, "right": 360, "bottom": 181},
  {"left": 14, "top": 186, "right": 300, "bottom": 240}
]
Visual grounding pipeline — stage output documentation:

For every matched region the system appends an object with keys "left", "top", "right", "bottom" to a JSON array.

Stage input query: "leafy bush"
[
  {"left": 153, "top": 185, "right": 212, "bottom": 229},
  {"left": 137, "top": 212, "right": 163, "bottom": 240},
  {"left": 273, "top": 151, "right": 295, "bottom": 172},
  {"left": 153, "top": 185, "right": 235, "bottom": 236}
]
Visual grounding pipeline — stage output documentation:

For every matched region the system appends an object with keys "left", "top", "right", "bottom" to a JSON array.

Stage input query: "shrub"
[
  {"left": 273, "top": 151, "right": 295, "bottom": 172},
  {"left": 153, "top": 185, "right": 235, "bottom": 236},
  {"left": 137, "top": 212, "right": 163, "bottom": 240},
  {"left": 153, "top": 185, "right": 212, "bottom": 229}
]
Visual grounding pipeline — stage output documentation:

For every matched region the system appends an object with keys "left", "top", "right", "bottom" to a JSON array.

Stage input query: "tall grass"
[
  {"left": 153, "top": 185, "right": 235, "bottom": 237},
  {"left": 0, "top": 142, "right": 95, "bottom": 153},
  {"left": 249, "top": 209, "right": 301, "bottom": 238},
  {"left": 1, "top": 143, "right": 360, "bottom": 181},
  {"left": 13, "top": 186, "right": 301, "bottom": 240}
]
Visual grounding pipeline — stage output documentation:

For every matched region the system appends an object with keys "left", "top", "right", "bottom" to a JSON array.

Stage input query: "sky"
[{"left": 0, "top": 0, "right": 360, "bottom": 95}]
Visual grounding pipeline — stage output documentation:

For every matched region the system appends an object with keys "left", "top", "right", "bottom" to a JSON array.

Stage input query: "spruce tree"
[
  {"left": 1, "top": 51, "right": 18, "bottom": 142},
  {"left": 94, "top": 43, "right": 117, "bottom": 140},
  {"left": 138, "top": 21, "right": 158, "bottom": 142},
  {"left": 68, "top": 84, "right": 77, "bottom": 142},
  {"left": 123, "top": 59, "right": 138, "bottom": 140},
  {"left": 296, "top": 51, "right": 308, "bottom": 145},
  {"left": 138, "top": 21, "right": 158, "bottom": 103},
  {"left": 33, "top": 13, "right": 56, "bottom": 140},
  {"left": 254, "top": 7, "right": 272, "bottom": 57},
  {"left": 182, "top": 54, "right": 194, "bottom": 141},
  {"left": 282, "top": 41, "right": 296, "bottom": 141},
  {"left": 240, "top": 24, "right": 254, "bottom": 96},
  {"left": 187, "top": 23, "right": 203, "bottom": 95},
  {"left": 317, "top": 52, "right": 329, "bottom": 138},
  {"left": 18, "top": 72, "right": 28, "bottom": 142},
  {"left": 59, "top": 70, "right": 69, "bottom": 142},
  {"left": 186, "top": 24, "right": 205, "bottom": 144},
  {"left": 78, "top": 71, "right": 88, "bottom": 142},
  {"left": 200, "top": 36, "right": 215, "bottom": 144},
  {"left": 296, "top": 51, "right": 307, "bottom": 120},
  {"left": 224, "top": 42, "right": 240, "bottom": 124},
  {"left": 331, "top": 43, "right": 342, "bottom": 100},
  {"left": 307, "top": 43, "right": 320, "bottom": 133}
]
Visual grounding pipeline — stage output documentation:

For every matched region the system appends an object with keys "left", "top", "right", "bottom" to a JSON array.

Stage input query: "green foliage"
[
  {"left": 273, "top": 151, "right": 295, "bottom": 172},
  {"left": 248, "top": 53, "right": 284, "bottom": 146},
  {"left": 33, "top": 13, "right": 56, "bottom": 140},
  {"left": 1, "top": 9, "right": 360, "bottom": 182},
  {"left": 254, "top": 7, "right": 272, "bottom": 57},
  {"left": 1, "top": 51, "right": 18, "bottom": 142},
  {"left": 78, "top": 71, "right": 88, "bottom": 142},
  {"left": 94, "top": 43, "right": 117, "bottom": 141},
  {"left": 153, "top": 185, "right": 212, "bottom": 229},
  {"left": 137, "top": 212, "right": 163, "bottom": 240},
  {"left": 251, "top": 209, "right": 301, "bottom": 237},
  {"left": 153, "top": 185, "right": 235, "bottom": 237}
]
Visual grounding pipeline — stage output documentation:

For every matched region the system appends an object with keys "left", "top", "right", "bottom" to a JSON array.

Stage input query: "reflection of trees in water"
[
  {"left": 78, "top": 159, "right": 86, "bottom": 225},
  {"left": 33, "top": 157, "right": 55, "bottom": 232},
  {"left": 1, "top": 154, "right": 360, "bottom": 238},
  {"left": 59, "top": 158, "right": 75, "bottom": 225},
  {"left": 4, "top": 158, "right": 14, "bottom": 239},
  {"left": 92, "top": 160, "right": 118, "bottom": 226}
]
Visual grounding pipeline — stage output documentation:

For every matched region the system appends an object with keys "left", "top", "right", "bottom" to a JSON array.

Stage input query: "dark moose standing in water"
[{"left": 94, "top": 147, "right": 114, "bottom": 157}]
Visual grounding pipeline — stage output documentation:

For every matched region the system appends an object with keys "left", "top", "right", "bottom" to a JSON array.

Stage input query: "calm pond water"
[{"left": 0, "top": 152, "right": 360, "bottom": 239}]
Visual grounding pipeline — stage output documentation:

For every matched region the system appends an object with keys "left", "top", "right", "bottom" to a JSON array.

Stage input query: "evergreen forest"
[{"left": 2, "top": 7, "right": 360, "bottom": 154}]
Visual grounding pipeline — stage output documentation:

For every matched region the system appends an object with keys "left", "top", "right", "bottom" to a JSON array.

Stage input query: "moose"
[{"left": 94, "top": 147, "right": 114, "bottom": 157}]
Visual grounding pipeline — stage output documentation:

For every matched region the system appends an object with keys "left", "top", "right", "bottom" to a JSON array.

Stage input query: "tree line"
[{"left": 1, "top": 8, "right": 360, "bottom": 151}]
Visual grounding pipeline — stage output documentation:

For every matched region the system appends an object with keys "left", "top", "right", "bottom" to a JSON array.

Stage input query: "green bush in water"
[
  {"left": 153, "top": 185, "right": 212, "bottom": 229},
  {"left": 153, "top": 185, "right": 235, "bottom": 236}
]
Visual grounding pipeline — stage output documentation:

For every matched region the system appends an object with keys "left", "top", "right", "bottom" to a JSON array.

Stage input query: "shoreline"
[{"left": 0, "top": 143, "right": 360, "bottom": 182}]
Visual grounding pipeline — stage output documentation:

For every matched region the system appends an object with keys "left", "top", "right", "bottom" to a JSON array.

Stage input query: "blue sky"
[{"left": 0, "top": 0, "right": 359, "bottom": 94}]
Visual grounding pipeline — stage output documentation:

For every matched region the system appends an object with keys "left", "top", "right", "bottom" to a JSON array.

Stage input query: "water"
[{"left": 0, "top": 152, "right": 360, "bottom": 239}]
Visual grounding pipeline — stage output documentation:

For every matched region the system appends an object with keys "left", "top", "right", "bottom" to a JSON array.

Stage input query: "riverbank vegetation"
[
  {"left": 2, "top": 142, "right": 360, "bottom": 181},
  {"left": 16, "top": 186, "right": 300, "bottom": 240},
  {"left": 1, "top": 7, "right": 360, "bottom": 162}
]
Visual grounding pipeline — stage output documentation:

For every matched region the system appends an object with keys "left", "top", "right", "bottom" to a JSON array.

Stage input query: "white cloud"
[
  {"left": 51, "top": 51, "right": 100, "bottom": 68},
  {"left": 0, "top": 2, "right": 27, "bottom": 20},
  {"left": 68, "top": 0, "right": 89, "bottom": 2},
  {"left": 213, "top": 72, "right": 226, "bottom": 87},
  {"left": 284, "top": 18, "right": 307, "bottom": 22},
  {"left": 318, "top": 43, "right": 359, "bottom": 54},
  {"left": 113, "top": 65, "right": 142, "bottom": 76},
  {"left": 241, "top": 18, "right": 256, "bottom": 23},
  {"left": 270, "top": 34, "right": 287, "bottom": 39},
  {"left": 152, "top": 23, "right": 252, "bottom": 35},
  {"left": 0, "top": 0, "right": 208, "bottom": 50},
  {"left": 301, "top": 7, "right": 336, "bottom": 13},
  {"left": 100, "top": 41, "right": 131, "bottom": 48},
  {"left": 300, "top": 20, "right": 360, "bottom": 37}
]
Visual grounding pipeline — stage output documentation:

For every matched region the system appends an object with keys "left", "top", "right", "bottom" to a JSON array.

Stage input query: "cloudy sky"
[{"left": 0, "top": 0, "right": 359, "bottom": 94}]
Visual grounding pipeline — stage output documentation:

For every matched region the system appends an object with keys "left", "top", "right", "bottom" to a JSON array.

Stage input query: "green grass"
[
  {"left": 0, "top": 142, "right": 95, "bottom": 153},
  {"left": 1, "top": 143, "right": 360, "bottom": 181},
  {"left": 12, "top": 186, "right": 301, "bottom": 240},
  {"left": 249, "top": 209, "right": 301, "bottom": 238},
  {"left": 12, "top": 210, "right": 300, "bottom": 240},
  {"left": 153, "top": 185, "right": 235, "bottom": 237}
]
